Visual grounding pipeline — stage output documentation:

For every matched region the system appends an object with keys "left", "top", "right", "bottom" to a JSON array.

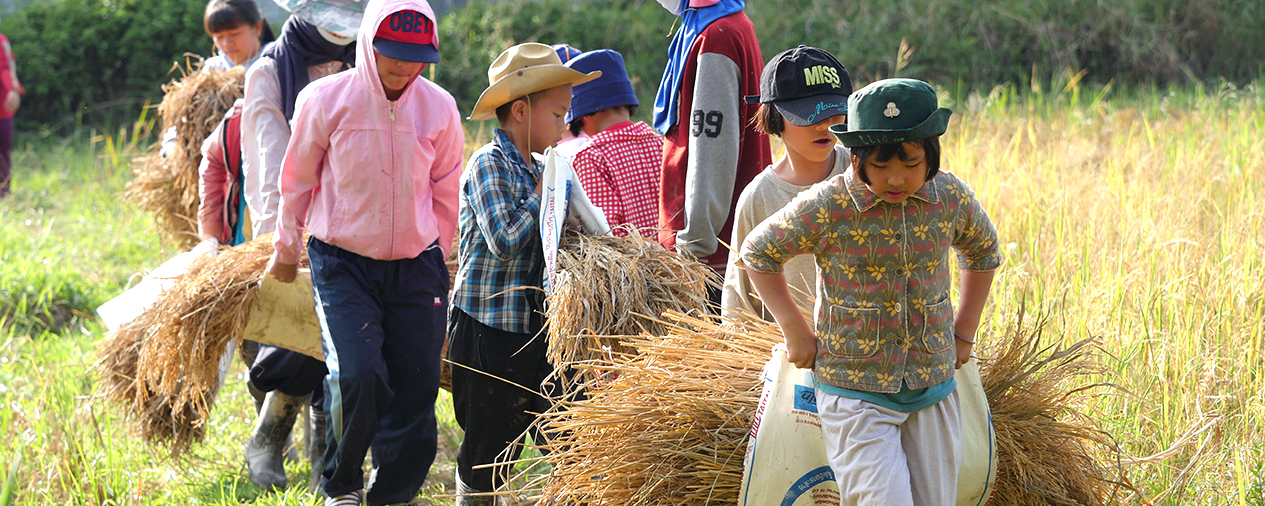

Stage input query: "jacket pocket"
[
  {"left": 821, "top": 305, "right": 881, "bottom": 359},
  {"left": 915, "top": 295, "right": 954, "bottom": 354}
]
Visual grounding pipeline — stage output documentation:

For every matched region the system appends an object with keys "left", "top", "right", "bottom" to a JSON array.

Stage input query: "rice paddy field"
[{"left": 0, "top": 80, "right": 1261, "bottom": 505}]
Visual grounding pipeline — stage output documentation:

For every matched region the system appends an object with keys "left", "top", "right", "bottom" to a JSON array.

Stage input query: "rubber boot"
[
  {"left": 455, "top": 470, "right": 495, "bottom": 506},
  {"left": 308, "top": 408, "right": 329, "bottom": 493},
  {"left": 245, "top": 391, "right": 307, "bottom": 491}
]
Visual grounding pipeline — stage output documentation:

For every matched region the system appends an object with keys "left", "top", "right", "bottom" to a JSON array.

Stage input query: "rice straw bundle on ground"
[
  {"left": 96, "top": 233, "right": 308, "bottom": 456},
  {"left": 533, "top": 309, "right": 1132, "bottom": 505},
  {"left": 534, "top": 312, "right": 780, "bottom": 505},
  {"left": 126, "top": 62, "right": 245, "bottom": 247},
  {"left": 546, "top": 227, "right": 718, "bottom": 383}
]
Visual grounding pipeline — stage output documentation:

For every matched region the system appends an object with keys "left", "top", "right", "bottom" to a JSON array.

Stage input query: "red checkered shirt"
[{"left": 571, "top": 121, "right": 664, "bottom": 237}]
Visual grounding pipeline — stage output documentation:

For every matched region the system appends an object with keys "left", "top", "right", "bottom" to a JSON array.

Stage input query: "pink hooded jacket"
[{"left": 272, "top": 0, "right": 463, "bottom": 265}]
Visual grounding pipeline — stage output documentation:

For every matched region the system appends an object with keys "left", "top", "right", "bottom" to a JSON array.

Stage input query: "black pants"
[
  {"left": 249, "top": 343, "right": 326, "bottom": 407},
  {"left": 308, "top": 238, "right": 448, "bottom": 505},
  {"left": 447, "top": 306, "right": 557, "bottom": 492}
]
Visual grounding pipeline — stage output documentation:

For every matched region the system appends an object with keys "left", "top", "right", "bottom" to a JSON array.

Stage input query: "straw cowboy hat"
[{"left": 468, "top": 42, "right": 601, "bottom": 121}]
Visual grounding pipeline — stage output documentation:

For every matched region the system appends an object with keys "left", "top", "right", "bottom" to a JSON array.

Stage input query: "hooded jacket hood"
[
  {"left": 354, "top": 0, "right": 439, "bottom": 100},
  {"left": 272, "top": 0, "right": 463, "bottom": 265}
]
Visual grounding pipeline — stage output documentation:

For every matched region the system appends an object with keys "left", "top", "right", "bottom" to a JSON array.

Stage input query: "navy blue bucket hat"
[{"left": 564, "top": 49, "right": 639, "bottom": 123}]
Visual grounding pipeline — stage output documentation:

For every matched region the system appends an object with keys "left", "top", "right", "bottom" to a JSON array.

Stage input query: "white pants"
[{"left": 817, "top": 389, "right": 962, "bottom": 506}]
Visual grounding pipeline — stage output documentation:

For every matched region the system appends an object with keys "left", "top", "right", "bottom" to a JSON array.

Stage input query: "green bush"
[
  {"left": 1, "top": 0, "right": 212, "bottom": 133},
  {"left": 431, "top": 0, "right": 1265, "bottom": 121}
]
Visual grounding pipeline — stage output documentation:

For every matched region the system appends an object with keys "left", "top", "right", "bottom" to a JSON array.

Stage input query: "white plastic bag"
[
  {"left": 539, "top": 148, "right": 610, "bottom": 293},
  {"left": 739, "top": 345, "right": 839, "bottom": 506},
  {"left": 96, "top": 239, "right": 219, "bottom": 331},
  {"left": 956, "top": 360, "right": 999, "bottom": 506},
  {"left": 739, "top": 346, "right": 998, "bottom": 506}
]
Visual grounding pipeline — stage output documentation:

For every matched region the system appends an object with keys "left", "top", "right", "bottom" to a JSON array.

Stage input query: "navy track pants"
[{"left": 308, "top": 237, "right": 448, "bottom": 505}]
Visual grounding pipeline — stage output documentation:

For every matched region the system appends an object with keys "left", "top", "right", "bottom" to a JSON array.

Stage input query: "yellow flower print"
[
  {"left": 761, "top": 243, "right": 783, "bottom": 262},
  {"left": 848, "top": 229, "right": 870, "bottom": 243},
  {"left": 884, "top": 301, "right": 901, "bottom": 316},
  {"left": 845, "top": 369, "right": 865, "bottom": 384},
  {"left": 880, "top": 228, "right": 900, "bottom": 244},
  {"left": 866, "top": 265, "right": 887, "bottom": 281},
  {"left": 912, "top": 224, "right": 931, "bottom": 241},
  {"left": 797, "top": 236, "right": 816, "bottom": 252},
  {"left": 874, "top": 372, "right": 897, "bottom": 389},
  {"left": 938, "top": 220, "right": 954, "bottom": 236},
  {"left": 815, "top": 207, "right": 833, "bottom": 225},
  {"left": 915, "top": 365, "right": 934, "bottom": 381},
  {"left": 839, "top": 264, "right": 857, "bottom": 280},
  {"left": 834, "top": 192, "right": 850, "bottom": 207}
]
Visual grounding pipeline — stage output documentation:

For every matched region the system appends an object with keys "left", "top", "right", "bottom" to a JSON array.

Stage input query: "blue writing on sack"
[
  {"left": 793, "top": 384, "right": 818, "bottom": 414},
  {"left": 779, "top": 466, "right": 837, "bottom": 506}
]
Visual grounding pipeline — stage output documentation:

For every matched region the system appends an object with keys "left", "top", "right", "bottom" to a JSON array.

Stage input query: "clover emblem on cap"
[{"left": 884, "top": 102, "right": 900, "bottom": 118}]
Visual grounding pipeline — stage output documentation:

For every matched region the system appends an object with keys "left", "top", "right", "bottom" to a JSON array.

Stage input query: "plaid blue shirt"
[{"left": 452, "top": 129, "right": 546, "bottom": 334}]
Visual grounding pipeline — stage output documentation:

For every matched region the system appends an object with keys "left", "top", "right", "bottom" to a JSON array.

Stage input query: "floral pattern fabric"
[{"left": 740, "top": 169, "right": 1002, "bottom": 393}]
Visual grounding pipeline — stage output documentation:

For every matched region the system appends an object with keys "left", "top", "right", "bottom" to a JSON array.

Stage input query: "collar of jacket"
[{"left": 844, "top": 168, "right": 941, "bottom": 211}]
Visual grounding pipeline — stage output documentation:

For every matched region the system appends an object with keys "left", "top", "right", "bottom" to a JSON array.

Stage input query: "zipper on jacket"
[{"left": 388, "top": 101, "right": 396, "bottom": 257}]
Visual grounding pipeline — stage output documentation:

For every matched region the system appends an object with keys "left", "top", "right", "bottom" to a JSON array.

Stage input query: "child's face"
[
  {"left": 527, "top": 85, "right": 573, "bottom": 153},
  {"left": 781, "top": 114, "right": 844, "bottom": 166},
  {"left": 375, "top": 52, "right": 426, "bottom": 96},
  {"left": 856, "top": 141, "right": 929, "bottom": 204},
  {"left": 210, "top": 21, "right": 263, "bottom": 66}
]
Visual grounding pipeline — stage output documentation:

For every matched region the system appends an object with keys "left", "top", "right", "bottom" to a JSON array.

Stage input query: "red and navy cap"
[{"left": 373, "top": 10, "right": 440, "bottom": 63}]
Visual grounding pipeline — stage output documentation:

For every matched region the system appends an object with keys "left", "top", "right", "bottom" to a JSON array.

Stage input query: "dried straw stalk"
[
  {"left": 96, "top": 234, "right": 308, "bottom": 456},
  {"left": 978, "top": 311, "right": 1131, "bottom": 505},
  {"left": 533, "top": 309, "right": 1130, "bottom": 505},
  {"left": 546, "top": 227, "right": 718, "bottom": 384},
  {"left": 126, "top": 63, "right": 245, "bottom": 248}
]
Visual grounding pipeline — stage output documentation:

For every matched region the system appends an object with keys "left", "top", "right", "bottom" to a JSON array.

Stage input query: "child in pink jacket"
[{"left": 265, "top": 0, "right": 462, "bottom": 503}]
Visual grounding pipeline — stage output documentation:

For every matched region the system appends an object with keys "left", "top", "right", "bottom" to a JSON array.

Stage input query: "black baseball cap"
[{"left": 744, "top": 45, "right": 852, "bottom": 127}]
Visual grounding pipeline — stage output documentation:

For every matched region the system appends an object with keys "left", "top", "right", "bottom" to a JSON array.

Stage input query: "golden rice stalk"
[
  {"left": 96, "top": 233, "right": 307, "bottom": 456},
  {"left": 125, "top": 62, "right": 245, "bottom": 248},
  {"left": 546, "top": 227, "right": 719, "bottom": 384},
  {"left": 533, "top": 309, "right": 1132, "bottom": 505}
]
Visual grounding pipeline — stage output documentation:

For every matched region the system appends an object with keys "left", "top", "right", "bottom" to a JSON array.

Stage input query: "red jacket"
[
  {"left": 658, "top": 12, "right": 770, "bottom": 273},
  {"left": 0, "top": 34, "right": 24, "bottom": 120}
]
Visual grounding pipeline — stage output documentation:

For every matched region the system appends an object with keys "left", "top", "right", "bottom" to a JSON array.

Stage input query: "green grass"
[{"left": 1, "top": 81, "right": 1263, "bottom": 504}]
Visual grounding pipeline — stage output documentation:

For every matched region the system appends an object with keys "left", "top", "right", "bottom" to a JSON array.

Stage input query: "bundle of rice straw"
[
  {"left": 96, "top": 233, "right": 307, "bottom": 456},
  {"left": 546, "top": 226, "right": 719, "bottom": 384},
  {"left": 126, "top": 61, "right": 246, "bottom": 248},
  {"left": 531, "top": 309, "right": 1130, "bottom": 505},
  {"left": 980, "top": 311, "right": 1130, "bottom": 505},
  {"left": 533, "top": 312, "right": 779, "bottom": 505}
]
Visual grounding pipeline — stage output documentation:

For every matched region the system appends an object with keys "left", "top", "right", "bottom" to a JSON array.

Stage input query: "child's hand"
[
  {"left": 784, "top": 325, "right": 818, "bottom": 369},
  {"left": 266, "top": 258, "right": 299, "bottom": 284},
  {"left": 4, "top": 91, "right": 18, "bottom": 114},
  {"left": 954, "top": 337, "right": 973, "bottom": 369}
]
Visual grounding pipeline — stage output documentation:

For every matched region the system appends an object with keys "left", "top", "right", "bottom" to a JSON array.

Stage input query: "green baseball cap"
[{"left": 829, "top": 78, "right": 952, "bottom": 148}]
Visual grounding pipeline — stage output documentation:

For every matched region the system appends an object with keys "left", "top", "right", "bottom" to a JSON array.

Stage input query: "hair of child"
[
  {"left": 751, "top": 103, "right": 784, "bottom": 137},
  {"left": 494, "top": 88, "right": 552, "bottom": 124},
  {"left": 851, "top": 136, "right": 942, "bottom": 185},
  {"left": 568, "top": 104, "right": 638, "bottom": 137},
  {"left": 203, "top": 0, "right": 276, "bottom": 44}
]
